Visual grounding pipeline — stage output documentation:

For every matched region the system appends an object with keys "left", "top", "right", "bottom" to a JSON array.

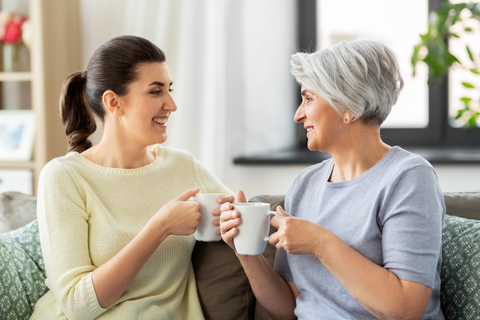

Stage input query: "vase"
[{"left": 3, "top": 44, "right": 22, "bottom": 72}]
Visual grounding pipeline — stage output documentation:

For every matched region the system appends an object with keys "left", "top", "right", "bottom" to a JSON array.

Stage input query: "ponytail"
[{"left": 59, "top": 71, "right": 97, "bottom": 153}]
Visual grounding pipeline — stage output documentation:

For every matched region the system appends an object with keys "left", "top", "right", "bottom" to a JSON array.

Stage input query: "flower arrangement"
[{"left": 0, "top": 11, "right": 31, "bottom": 71}]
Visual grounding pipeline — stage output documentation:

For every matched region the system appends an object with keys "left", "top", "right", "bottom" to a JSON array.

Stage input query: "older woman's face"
[{"left": 294, "top": 87, "right": 344, "bottom": 152}]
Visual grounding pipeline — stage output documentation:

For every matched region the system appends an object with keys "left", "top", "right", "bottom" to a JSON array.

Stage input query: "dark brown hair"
[{"left": 59, "top": 35, "right": 166, "bottom": 153}]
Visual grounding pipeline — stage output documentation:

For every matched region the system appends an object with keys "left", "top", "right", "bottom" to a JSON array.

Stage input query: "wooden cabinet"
[{"left": 0, "top": 0, "right": 81, "bottom": 195}]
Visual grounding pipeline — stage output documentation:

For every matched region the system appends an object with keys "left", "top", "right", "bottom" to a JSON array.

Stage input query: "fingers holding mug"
[{"left": 219, "top": 209, "right": 240, "bottom": 249}]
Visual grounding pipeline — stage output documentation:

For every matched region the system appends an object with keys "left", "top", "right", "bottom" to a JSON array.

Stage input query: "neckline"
[
  {"left": 325, "top": 146, "right": 398, "bottom": 187},
  {"left": 69, "top": 144, "right": 162, "bottom": 174}
]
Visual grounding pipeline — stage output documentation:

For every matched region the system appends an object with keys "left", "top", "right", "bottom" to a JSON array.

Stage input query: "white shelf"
[
  {"left": 0, "top": 161, "right": 36, "bottom": 169},
  {"left": 0, "top": 72, "right": 33, "bottom": 81}
]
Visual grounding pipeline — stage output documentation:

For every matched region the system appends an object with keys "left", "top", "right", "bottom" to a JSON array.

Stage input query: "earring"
[
  {"left": 344, "top": 118, "right": 348, "bottom": 122},
  {"left": 118, "top": 117, "right": 122, "bottom": 126}
]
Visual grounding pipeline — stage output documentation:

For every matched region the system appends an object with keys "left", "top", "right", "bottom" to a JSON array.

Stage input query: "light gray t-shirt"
[{"left": 274, "top": 146, "right": 445, "bottom": 320}]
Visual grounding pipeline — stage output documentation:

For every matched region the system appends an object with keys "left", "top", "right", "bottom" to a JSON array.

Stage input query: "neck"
[
  {"left": 81, "top": 124, "right": 156, "bottom": 169},
  {"left": 328, "top": 122, "right": 390, "bottom": 183}
]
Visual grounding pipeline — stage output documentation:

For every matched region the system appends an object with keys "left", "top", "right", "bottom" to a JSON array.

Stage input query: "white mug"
[
  {"left": 194, "top": 193, "right": 226, "bottom": 241},
  {"left": 233, "top": 202, "right": 277, "bottom": 255}
]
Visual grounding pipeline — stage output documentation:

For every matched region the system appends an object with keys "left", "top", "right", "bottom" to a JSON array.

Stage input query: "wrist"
[
  {"left": 312, "top": 226, "right": 332, "bottom": 259},
  {"left": 145, "top": 216, "right": 170, "bottom": 245}
]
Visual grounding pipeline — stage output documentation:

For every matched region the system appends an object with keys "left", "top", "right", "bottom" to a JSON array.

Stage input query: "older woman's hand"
[
  {"left": 218, "top": 190, "right": 246, "bottom": 250},
  {"left": 269, "top": 206, "right": 328, "bottom": 256}
]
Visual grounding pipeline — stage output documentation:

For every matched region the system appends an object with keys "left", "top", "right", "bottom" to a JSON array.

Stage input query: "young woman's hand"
[
  {"left": 219, "top": 190, "right": 246, "bottom": 251},
  {"left": 153, "top": 187, "right": 201, "bottom": 236}
]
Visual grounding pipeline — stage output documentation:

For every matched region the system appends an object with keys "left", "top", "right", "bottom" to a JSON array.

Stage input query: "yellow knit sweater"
[{"left": 31, "top": 145, "right": 232, "bottom": 320}]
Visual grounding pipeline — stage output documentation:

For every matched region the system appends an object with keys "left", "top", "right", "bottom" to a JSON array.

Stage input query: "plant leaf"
[
  {"left": 467, "top": 45, "right": 475, "bottom": 62},
  {"left": 462, "top": 82, "right": 475, "bottom": 88},
  {"left": 451, "top": 33, "right": 460, "bottom": 38},
  {"left": 460, "top": 97, "right": 472, "bottom": 104},
  {"left": 470, "top": 68, "right": 480, "bottom": 74},
  {"left": 467, "top": 116, "right": 477, "bottom": 128},
  {"left": 465, "top": 27, "right": 473, "bottom": 32}
]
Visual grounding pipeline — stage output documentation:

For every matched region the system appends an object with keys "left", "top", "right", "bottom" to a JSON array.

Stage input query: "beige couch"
[{"left": 1, "top": 192, "right": 480, "bottom": 320}]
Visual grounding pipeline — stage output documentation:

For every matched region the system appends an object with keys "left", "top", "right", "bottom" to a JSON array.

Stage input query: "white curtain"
[{"left": 81, "top": 0, "right": 297, "bottom": 182}]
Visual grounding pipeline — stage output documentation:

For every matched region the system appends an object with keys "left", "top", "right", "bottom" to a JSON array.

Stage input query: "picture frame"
[{"left": 0, "top": 110, "right": 36, "bottom": 161}]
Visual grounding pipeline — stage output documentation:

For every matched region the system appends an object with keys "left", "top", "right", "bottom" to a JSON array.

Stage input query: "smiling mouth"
[
  {"left": 153, "top": 118, "right": 167, "bottom": 125},
  {"left": 306, "top": 127, "right": 313, "bottom": 135}
]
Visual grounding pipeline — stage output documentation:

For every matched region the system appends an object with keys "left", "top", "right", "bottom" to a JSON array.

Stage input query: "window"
[
  {"left": 298, "top": 0, "right": 480, "bottom": 152},
  {"left": 234, "top": 0, "right": 480, "bottom": 165}
]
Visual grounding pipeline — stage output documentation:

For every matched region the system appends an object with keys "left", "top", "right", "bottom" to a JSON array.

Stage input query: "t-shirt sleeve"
[
  {"left": 380, "top": 164, "right": 445, "bottom": 288},
  {"left": 37, "top": 160, "right": 107, "bottom": 320}
]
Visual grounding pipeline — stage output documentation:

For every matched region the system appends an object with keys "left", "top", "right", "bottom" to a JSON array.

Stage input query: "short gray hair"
[{"left": 290, "top": 40, "right": 404, "bottom": 126}]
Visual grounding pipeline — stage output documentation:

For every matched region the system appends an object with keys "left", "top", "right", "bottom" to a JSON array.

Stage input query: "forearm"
[
  {"left": 316, "top": 231, "right": 431, "bottom": 320},
  {"left": 92, "top": 221, "right": 169, "bottom": 308},
  {"left": 237, "top": 254, "right": 297, "bottom": 320}
]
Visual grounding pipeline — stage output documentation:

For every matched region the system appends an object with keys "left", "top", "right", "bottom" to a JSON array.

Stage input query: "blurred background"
[{"left": 0, "top": 0, "right": 479, "bottom": 197}]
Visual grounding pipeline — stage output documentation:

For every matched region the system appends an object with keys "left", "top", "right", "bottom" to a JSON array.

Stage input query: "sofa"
[{"left": 0, "top": 191, "right": 479, "bottom": 320}]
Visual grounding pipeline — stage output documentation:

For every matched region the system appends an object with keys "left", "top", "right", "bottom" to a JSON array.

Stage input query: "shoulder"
[
  {"left": 385, "top": 147, "right": 437, "bottom": 180},
  {"left": 293, "top": 158, "right": 333, "bottom": 186},
  {"left": 40, "top": 152, "right": 81, "bottom": 179},
  {"left": 286, "top": 158, "right": 332, "bottom": 206},
  {"left": 156, "top": 145, "right": 196, "bottom": 162}
]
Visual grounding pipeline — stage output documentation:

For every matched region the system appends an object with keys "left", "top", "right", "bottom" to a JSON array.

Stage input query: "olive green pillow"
[{"left": 441, "top": 214, "right": 480, "bottom": 320}]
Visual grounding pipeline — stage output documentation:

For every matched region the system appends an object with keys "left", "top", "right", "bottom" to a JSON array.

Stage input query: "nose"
[
  {"left": 163, "top": 91, "right": 178, "bottom": 112},
  {"left": 294, "top": 100, "right": 306, "bottom": 123}
]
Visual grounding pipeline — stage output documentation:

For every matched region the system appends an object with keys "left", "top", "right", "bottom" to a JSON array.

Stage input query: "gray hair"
[{"left": 290, "top": 40, "right": 404, "bottom": 126}]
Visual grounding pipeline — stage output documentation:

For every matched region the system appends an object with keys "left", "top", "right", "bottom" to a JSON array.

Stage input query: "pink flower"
[{"left": 3, "top": 19, "right": 23, "bottom": 44}]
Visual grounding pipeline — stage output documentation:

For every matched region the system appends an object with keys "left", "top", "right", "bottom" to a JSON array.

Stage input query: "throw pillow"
[
  {"left": 0, "top": 219, "right": 47, "bottom": 320},
  {"left": 441, "top": 214, "right": 480, "bottom": 320}
]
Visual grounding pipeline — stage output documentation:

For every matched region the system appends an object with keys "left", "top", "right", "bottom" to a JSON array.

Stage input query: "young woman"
[
  {"left": 31, "top": 35, "right": 232, "bottom": 320},
  {"left": 220, "top": 40, "right": 445, "bottom": 320}
]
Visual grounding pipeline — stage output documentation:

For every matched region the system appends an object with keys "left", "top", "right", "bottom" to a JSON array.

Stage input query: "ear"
[{"left": 103, "top": 90, "right": 123, "bottom": 118}]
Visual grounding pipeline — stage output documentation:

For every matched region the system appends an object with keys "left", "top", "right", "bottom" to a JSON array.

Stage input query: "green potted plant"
[{"left": 411, "top": 2, "right": 480, "bottom": 128}]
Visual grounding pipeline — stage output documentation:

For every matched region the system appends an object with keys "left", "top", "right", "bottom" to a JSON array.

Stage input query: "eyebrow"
[
  {"left": 301, "top": 89, "right": 314, "bottom": 96},
  {"left": 149, "top": 81, "right": 173, "bottom": 87}
]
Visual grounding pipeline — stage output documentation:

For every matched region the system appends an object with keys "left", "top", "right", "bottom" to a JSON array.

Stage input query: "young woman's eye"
[
  {"left": 151, "top": 90, "right": 161, "bottom": 95},
  {"left": 169, "top": 88, "right": 174, "bottom": 93}
]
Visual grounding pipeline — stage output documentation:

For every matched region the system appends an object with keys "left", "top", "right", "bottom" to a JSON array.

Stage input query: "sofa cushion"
[
  {"left": 0, "top": 219, "right": 47, "bottom": 320},
  {"left": 441, "top": 214, "right": 480, "bottom": 320},
  {"left": 444, "top": 192, "right": 480, "bottom": 221},
  {"left": 191, "top": 195, "right": 284, "bottom": 320},
  {"left": 0, "top": 192, "right": 37, "bottom": 233}
]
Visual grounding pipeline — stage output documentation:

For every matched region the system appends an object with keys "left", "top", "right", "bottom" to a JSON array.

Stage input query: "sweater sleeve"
[
  {"left": 37, "top": 160, "right": 106, "bottom": 320},
  {"left": 192, "top": 157, "right": 234, "bottom": 196}
]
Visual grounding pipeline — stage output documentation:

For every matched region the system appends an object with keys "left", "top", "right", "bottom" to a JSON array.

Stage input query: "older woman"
[{"left": 220, "top": 40, "right": 445, "bottom": 320}]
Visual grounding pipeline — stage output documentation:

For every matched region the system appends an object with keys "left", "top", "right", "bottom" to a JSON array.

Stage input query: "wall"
[{"left": 78, "top": 0, "right": 480, "bottom": 198}]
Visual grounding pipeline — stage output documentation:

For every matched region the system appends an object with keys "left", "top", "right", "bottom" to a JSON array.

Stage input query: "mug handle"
[{"left": 263, "top": 210, "right": 277, "bottom": 241}]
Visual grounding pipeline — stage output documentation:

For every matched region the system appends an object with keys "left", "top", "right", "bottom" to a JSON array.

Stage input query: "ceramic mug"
[
  {"left": 232, "top": 202, "right": 277, "bottom": 255},
  {"left": 193, "top": 193, "right": 227, "bottom": 241}
]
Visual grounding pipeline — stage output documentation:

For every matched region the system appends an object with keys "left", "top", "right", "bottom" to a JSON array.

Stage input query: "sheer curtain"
[{"left": 81, "top": 0, "right": 297, "bottom": 183}]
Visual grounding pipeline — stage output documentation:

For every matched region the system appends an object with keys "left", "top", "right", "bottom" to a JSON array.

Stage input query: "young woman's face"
[
  {"left": 120, "top": 62, "right": 176, "bottom": 146},
  {"left": 294, "top": 87, "right": 344, "bottom": 152}
]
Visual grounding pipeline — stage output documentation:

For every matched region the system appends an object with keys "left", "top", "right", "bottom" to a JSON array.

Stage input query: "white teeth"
[
  {"left": 153, "top": 118, "right": 167, "bottom": 124},
  {"left": 306, "top": 128, "right": 313, "bottom": 132}
]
